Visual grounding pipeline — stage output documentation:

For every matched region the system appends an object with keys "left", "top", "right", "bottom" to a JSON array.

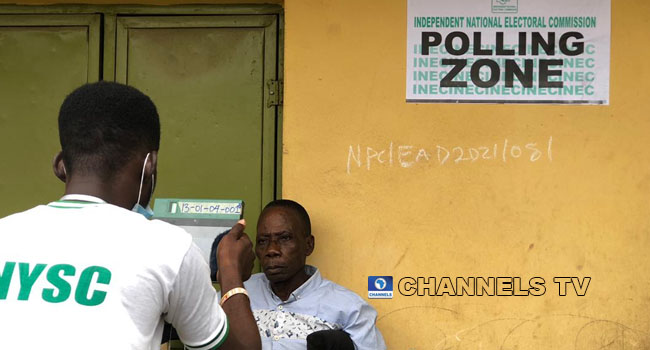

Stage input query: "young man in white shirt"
[{"left": 0, "top": 82, "right": 260, "bottom": 350}]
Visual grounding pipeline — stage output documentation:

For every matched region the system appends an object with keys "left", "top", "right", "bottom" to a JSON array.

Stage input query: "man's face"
[{"left": 255, "top": 207, "right": 314, "bottom": 283}]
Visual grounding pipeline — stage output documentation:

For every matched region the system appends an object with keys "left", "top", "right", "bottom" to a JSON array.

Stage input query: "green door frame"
[{"left": 0, "top": 4, "right": 284, "bottom": 199}]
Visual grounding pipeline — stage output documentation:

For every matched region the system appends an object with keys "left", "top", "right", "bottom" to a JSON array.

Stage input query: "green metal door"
[
  {"left": 0, "top": 14, "right": 100, "bottom": 217},
  {"left": 113, "top": 15, "right": 279, "bottom": 239}
]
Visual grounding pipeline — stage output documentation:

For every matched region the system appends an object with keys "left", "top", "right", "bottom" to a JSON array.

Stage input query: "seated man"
[{"left": 245, "top": 199, "right": 386, "bottom": 350}]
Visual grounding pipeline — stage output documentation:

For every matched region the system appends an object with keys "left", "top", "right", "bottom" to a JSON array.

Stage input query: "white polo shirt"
[{"left": 0, "top": 195, "right": 228, "bottom": 350}]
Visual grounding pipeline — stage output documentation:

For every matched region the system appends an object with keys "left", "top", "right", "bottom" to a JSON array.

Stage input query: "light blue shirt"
[{"left": 243, "top": 265, "right": 386, "bottom": 350}]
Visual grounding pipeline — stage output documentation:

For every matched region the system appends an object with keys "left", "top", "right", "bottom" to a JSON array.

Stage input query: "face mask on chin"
[
  {"left": 133, "top": 202, "right": 154, "bottom": 219},
  {"left": 132, "top": 152, "right": 155, "bottom": 219}
]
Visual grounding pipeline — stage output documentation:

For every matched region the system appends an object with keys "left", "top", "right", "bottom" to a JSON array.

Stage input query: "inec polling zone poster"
[{"left": 406, "top": 0, "right": 611, "bottom": 104}]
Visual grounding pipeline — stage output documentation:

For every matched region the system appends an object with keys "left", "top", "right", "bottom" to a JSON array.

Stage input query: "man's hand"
[
  {"left": 215, "top": 219, "right": 261, "bottom": 350},
  {"left": 217, "top": 219, "right": 255, "bottom": 282}
]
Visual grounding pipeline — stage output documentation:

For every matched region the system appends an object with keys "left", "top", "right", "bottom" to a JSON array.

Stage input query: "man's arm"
[
  {"left": 216, "top": 221, "right": 261, "bottom": 350},
  {"left": 166, "top": 221, "right": 259, "bottom": 350},
  {"left": 343, "top": 302, "right": 387, "bottom": 350}
]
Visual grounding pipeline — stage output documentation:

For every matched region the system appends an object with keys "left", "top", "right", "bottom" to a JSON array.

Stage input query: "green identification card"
[
  {"left": 153, "top": 198, "right": 243, "bottom": 221},
  {"left": 153, "top": 198, "right": 244, "bottom": 263}
]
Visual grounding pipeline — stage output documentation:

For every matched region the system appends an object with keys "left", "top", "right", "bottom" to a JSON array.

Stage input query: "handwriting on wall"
[{"left": 347, "top": 136, "right": 553, "bottom": 174}]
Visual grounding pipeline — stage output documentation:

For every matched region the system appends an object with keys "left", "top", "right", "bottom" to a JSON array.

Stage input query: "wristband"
[{"left": 220, "top": 287, "right": 249, "bottom": 306}]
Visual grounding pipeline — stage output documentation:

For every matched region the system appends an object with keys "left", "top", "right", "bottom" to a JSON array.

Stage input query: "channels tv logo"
[
  {"left": 492, "top": 0, "right": 518, "bottom": 13},
  {"left": 368, "top": 276, "right": 393, "bottom": 299}
]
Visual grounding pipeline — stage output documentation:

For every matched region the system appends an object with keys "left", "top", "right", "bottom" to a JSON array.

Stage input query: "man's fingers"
[
  {"left": 240, "top": 233, "right": 253, "bottom": 248},
  {"left": 229, "top": 219, "right": 246, "bottom": 239}
]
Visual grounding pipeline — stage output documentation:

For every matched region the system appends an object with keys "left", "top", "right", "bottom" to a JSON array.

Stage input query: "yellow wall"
[{"left": 283, "top": 0, "right": 650, "bottom": 348}]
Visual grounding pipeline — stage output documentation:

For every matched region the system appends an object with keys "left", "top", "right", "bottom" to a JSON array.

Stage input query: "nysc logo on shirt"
[{"left": 0, "top": 262, "right": 111, "bottom": 306}]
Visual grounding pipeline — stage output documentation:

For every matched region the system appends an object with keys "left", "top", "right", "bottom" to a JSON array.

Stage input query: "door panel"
[
  {"left": 115, "top": 15, "right": 278, "bottom": 240},
  {"left": 0, "top": 15, "right": 101, "bottom": 217}
]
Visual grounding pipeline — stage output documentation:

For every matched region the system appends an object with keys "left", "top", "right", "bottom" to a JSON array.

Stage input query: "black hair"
[
  {"left": 58, "top": 81, "right": 160, "bottom": 180},
  {"left": 263, "top": 199, "right": 312, "bottom": 237}
]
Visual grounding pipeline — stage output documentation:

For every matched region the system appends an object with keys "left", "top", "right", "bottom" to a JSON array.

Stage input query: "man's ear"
[
  {"left": 305, "top": 235, "right": 315, "bottom": 257},
  {"left": 144, "top": 151, "right": 158, "bottom": 181},
  {"left": 52, "top": 152, "right": 67, "bottom": 183}
]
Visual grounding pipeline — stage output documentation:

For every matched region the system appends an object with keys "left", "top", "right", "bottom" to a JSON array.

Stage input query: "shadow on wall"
[{"left": 378, "top": 306, "right": 650, "bottom": 350}]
